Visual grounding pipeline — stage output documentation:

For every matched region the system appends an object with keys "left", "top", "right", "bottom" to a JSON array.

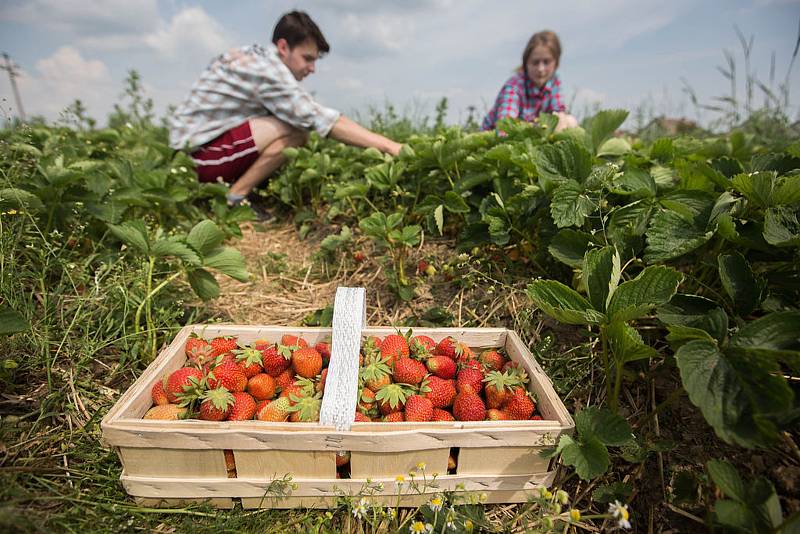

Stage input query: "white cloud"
[
  {"left": 143, "top": 7, "right": 231, "bottom": 61},
  {"left": 1, "top": 0, "right": 159, "bottom": 34},
  {"left": 333, "top": 13, "right": 415, "bottom": 57},
  {"left": 3, "top": 47, "right": 117, "bottom": 120}
]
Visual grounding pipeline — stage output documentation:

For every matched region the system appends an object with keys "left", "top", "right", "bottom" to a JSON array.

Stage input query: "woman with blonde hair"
[{"left": 482, "top": 30, "right": 578, "bottom": 132}]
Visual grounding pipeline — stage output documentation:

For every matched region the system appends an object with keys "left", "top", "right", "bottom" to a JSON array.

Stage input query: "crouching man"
[{"left": 169, "top": 10, "right": 403, "bottom": 208}]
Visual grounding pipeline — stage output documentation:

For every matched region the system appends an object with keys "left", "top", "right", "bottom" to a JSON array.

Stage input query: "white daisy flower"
[{"left": 609, "top": 500, "right": 631, "bottom": 529}]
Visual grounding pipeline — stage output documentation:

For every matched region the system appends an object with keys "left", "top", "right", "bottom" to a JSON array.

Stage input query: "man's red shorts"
[{"left": 191, "top": 121, "right": 259, "bottom": 183}]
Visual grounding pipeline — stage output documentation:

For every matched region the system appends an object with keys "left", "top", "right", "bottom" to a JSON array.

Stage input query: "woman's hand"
[{"left": 554, "top": 112, "right": 579, "bottom": 132}]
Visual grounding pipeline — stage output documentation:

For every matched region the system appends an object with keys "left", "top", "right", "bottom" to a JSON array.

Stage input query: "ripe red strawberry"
[
  {"left": 207, "top": 362, "right": 247, "bottom": 393},
  {"left": 483, "top": 370, "right": 522, "bottom": 409},
  {"left": 479, "top": 349, "right": 506, "bottom": 372},
  {"left": 314, "top": 341, "right": 331, "bottom": 366},
  {"left": 336, "top": 451, "right": 351, "bottom": 467},
  {"left": 234, "top": 346, "right": 264, "bottom": 378},
  {"left": 502, "top": 360, "right": 521, "bottom": 373},
  {"left": 292, "top": 347, "right": 322, "bottom": 379},
  {"left": 453, "top": 392, "right": 486, "bottom": 421},
  {"left": 504, "top": 388, "right": 535, "bottom": 420},
  {"left": 432, "top": 408, "right": 455, "bottom": 421},
  {"left": 276, "top": 368, "right": 295, "bottom": 392},
  {"left": 280, "top": 334, "right": 308, "bottom": 349},
  {"left": 404, "top": 395, "right": 434, "bottom": 422},
  {"left": 254, "top": 399, "right": 270, "bottom": 415},
  {"left": 256, "top": 396, "right": 292, "bottom": 422},
  {"left": 456, "top": 367, "right": 484, "bottom": 395},
  {"left": 352, "top": 250, "right": 367, "bottom": 263},
  {"left": 422, "top": 376, "right": 456, "bottom": 409},
  {"left": 434, "top": 337, "right": 469, "bottom": 360},
  {"left": 358, "top": 387, "right": 377, "bottom": 413},
  {"left": 166, "top": 367, "right": 204, "bottom": 403},
  {"left": 383, "top": 412, "right": 405, "bottom": 422},
  {"left": 354, "top": 412, "right": 372, "bottom": 422},
  {"left": 210, "top": 336, "right": 238, "bottom": 357},
  {"left": 486, "top": 408, "right": 510, "bottom": 421},
  {"left": 151, "top": 378, "right": 170, "bottom": 405},
  {"left": 410, "top": 335, "right": 436, "bottom": 356},
  {"left": 261, "top": 344, "right": 291, "bottom": 377},
  {"left": 228, "top": 392, "right": 257, "bottom": 421},
  {"left": 375, "top": 383, "right": 412, "bottom": 415},
  {"left": 203, "top": 352, "right": 236, "bottom": 375},
  {"left": 247, "top": 373, "right": 277, "bottom": 401},
  {"left": 199, "top": 387, "right": 234, "bottom": 421},
  {"left": 531, "top": 414, "right": 543, "bottom": 420},
  {"left": 426, "top": 355, "right": 457, "bottom": 379},
  {"left": 287, "top": 391, "right": 322, "bottom": 422},
  {"left": 380, "top": 334, "right": 409, "bottom": 367},
  {"left": 317, "top": 368, "right": 328, "bottom": 393},
  {"left": 393, "top": 357, "right": 427, "bottom": 385},
  {"left": 361, "top": 354, "right": 392, "bottom": 391}
]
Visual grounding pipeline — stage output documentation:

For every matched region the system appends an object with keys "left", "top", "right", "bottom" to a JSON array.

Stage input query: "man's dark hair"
[{"left": 272, "top": 11, "right": 330, "bottom": 54}]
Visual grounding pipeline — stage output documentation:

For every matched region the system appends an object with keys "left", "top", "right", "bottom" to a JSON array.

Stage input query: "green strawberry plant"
[
  {"left": 358, "top": 210, "right": 421, "bottom": 301},
  {"left": 527, "top": 246, "right": 683, "bottom": 412},
  {"left": 107, "top": 218, "right": 249, "bottom": 359}
]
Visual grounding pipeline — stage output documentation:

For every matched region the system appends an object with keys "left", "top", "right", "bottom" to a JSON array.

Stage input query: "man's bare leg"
[{"left": 228, "top": 117, "right": 308, "bottom": 197}]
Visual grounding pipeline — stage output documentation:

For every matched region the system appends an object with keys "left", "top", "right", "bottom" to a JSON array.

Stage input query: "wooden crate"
[{"left": 101, "top": 325, "right": 574, "bottom": 509}]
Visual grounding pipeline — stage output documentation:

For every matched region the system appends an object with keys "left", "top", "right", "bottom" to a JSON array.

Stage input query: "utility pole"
[{"left": 1, "top": 52, "right": 26, "bottom": 122}]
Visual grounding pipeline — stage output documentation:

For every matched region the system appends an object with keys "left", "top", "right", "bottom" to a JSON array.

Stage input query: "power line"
[{"left": 1, "top": 52, "right": 26, "bottom": 122}]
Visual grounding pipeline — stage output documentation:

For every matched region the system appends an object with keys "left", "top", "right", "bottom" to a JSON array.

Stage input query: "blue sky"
[{"left": 1, "top": 0, "right": 799, "bottom": 129}]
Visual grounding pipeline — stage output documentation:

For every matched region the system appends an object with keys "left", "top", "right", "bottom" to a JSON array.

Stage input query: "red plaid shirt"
[{"left": 482, "top": 72, "right": 565, "bottom": 131}]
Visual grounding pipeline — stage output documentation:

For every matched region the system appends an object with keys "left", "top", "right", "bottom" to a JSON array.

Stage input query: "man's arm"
[{"left": 329, "top": 116, "right": 402, "bottom": 156}]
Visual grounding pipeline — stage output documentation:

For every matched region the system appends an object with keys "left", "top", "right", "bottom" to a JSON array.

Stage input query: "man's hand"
[{"left": 330, "top": 116, "right": 403, "bottom": 156}]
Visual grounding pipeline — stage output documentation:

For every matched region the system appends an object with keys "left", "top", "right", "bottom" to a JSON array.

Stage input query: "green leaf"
[
  {"left": 718, "top": 252, "right": 763, "bottom": 316},
  {"left": 731, "top": 171, "right": 779, "bottom": 208},
  {"left": 676, "top": 339, "right": 792, "bottom": 448},
  {"left": 657, "top": 294, "right": 729, "bottom": 343},
  {"left": 575, "top": 406, "right": 633, "bottom": 446},
  {"left": 0, "top": 188, "right": 44, "bottom": 211},
  {"left": 763, "top": 207, "right": 800, "bottom": 246},
  {"left": 606, "top": 321, "right": 657, "bottom": 363},
  {"left": 584, "top": 109, "right": 629, "bottom": 155},
  {"left": 151, "top": 238, "right": 202, "bottom": 266},
  {"left": 728, "top": 312, "right": 800, "bottom": 370},
  {"left": 773, "top": 174, "right": 800, "bottom": 205},
  {"left": 649, "top": 138, "right": 675, "bottom": 162},
  {"left": 583, "top": 246, "right": 620, "bottom": 312},
  {"left": 434, "top": 204, "right": 444, "bottom": 236},
  {"left": 548, "top": 229, "right": 593, "bottom": 267},
  {"left": 527, "top": 280, "right": 604, "bottom": 325},
  {"left": 707, "top": 459, "right": 747, "bottom": 501},
  {"left": 645, "top": 209, "right": 715, "bottom": 262},
  {"left": 610, "top": 167, "right": 656, "bottom": 197},
  {"left": 534, "top": 139, "right": 592, "bottom": 187},
  {"left": 443, "top": 191, "right": 470, "bottom": 213},
  {"left": 187, "top": 269, "right": 220, "bottom": 300},
  {"left": 597, "top": 137, "right": 631, "bottom": 157},
  {"left": 558, "top": 434, "right": 610, "bottom": 481},
  {"left": 606, "top": 265, "right": 683, "bottom": 322},
  {"left": 107, "top": 220, "right": 150, "bottom": 254},
  {"left": 550, "top": 179, "right": 596, "bottom": 228},
  {"left": 0, "top": 306, "right": 30, "bottom": 336},
  {"left": 186, "top": 219, "right": 225, "bottom": 256},
  {"left": 714, "top": 500, "right": 757, "bottom": 531},
  {"left": 203, "top": 247, "right": 249, "bottom": 282}
]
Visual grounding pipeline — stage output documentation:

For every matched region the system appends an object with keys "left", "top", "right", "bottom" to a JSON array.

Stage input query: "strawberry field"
[{"left": 1, "top": 93, "right": 800, "bottom": 532}]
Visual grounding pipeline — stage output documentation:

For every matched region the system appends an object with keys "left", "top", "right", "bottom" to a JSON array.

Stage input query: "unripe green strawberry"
[
  {"left": 256, "top": 396, "right": 292, "bottom": 422},
  {"left": 143, "top": 404, "right": 187, "bottom": 420},
  {"left": 228, "top": 392, "right": 257, "bottom": 421}
]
